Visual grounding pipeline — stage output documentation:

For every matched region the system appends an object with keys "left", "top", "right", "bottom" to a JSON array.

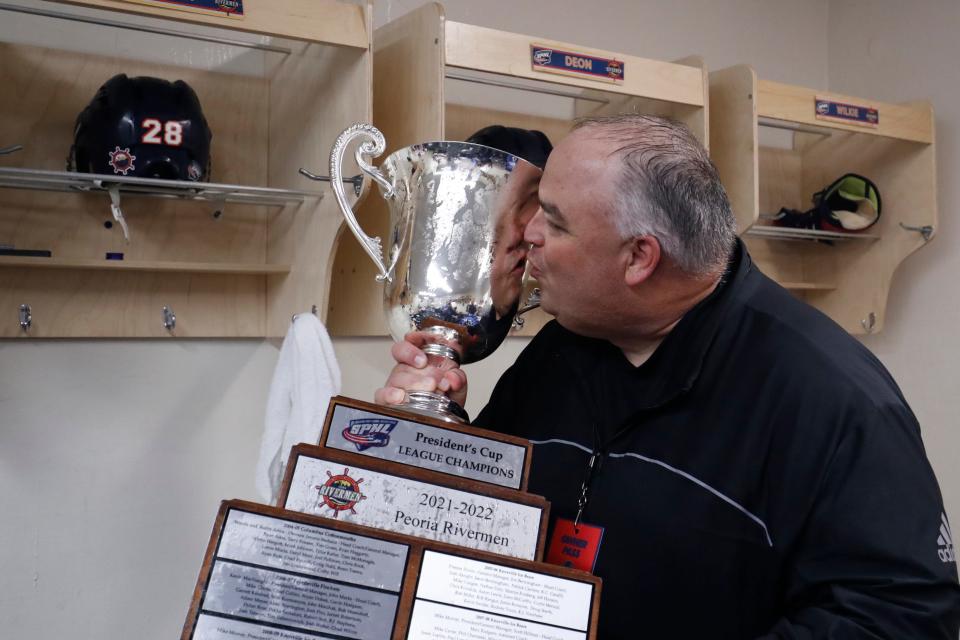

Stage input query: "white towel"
[{"left": 255, "top": 313, "right": 341, "bottom": 504}]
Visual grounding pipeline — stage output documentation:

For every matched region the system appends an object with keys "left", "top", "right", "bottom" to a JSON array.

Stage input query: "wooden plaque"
[
  {"left": 319, "top": 396, "right": 532, "bottom": 491},
  {"left": 181, "top": 500, "right": 601, "bottom": 640},
  {"left": 279, "top": 445, "right": 549, "bottom": 561}
]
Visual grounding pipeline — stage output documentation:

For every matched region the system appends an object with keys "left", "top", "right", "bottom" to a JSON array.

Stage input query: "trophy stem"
[{"left": 402, "top": 391, "right": 470, "bottom": 424}]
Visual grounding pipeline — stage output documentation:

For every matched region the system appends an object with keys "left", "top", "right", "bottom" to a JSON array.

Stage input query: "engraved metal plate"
[
  {"left": 326, "top": 403, "right": 526, "bottom": 489},
  {"left": 408, "top": 551, "right": 595, "bottom": 640},
  {"left": 284, "top": 456, "right": 543, "bottom": 560},
  {"left": 218, "top": 509, "right": 407, "bottom": 591},
  {"left": 194, "top": 615, "right": 316, "bottom": 640},
  {"left": 189, "top": 507, "right": 408, "bottom": 640},
  {"left": 203, "top": 562, "right": 399, "bottom": 640}
]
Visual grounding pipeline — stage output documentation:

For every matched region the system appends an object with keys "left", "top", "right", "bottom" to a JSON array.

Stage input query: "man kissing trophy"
[{"left": 327, "top": 123, "right": 543, "bottom": 424}]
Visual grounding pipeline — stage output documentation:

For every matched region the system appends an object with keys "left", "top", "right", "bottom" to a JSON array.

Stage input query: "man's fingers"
[
  {"left": 374, "top": 386, "right": 406, "bottom": 405},
  {"left": 391, "top": 339, "right": 428, "bottom": 368},
  {"left": 444, "top": 368, "right": 468, "bottom": 392},
  {"left": 388, "top": 368, "right": 441, "bottom": 393}
]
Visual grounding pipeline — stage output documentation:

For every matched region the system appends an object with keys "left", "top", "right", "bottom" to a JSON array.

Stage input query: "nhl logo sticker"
[
  {"left": 314, "top": 468, "right": 365, "bottom": 518},
  {"left": 342, "top": 418, "right": 398, "bottom": 452},
  {"left": 108, "top": 147, "right": 136, "bottom": 175}
]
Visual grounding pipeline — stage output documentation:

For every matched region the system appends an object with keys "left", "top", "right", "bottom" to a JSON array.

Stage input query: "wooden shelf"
[
  {"left": 0, "top": 167, "right": 325, "bottom": 206},
  {"left": 49, "top": 0, "right": 369, "bottom": 49},
  {"left": 0, "top": 256, "right": 291, "bottom": 274},
  {"left": 744, "top": 225, "right": 880, "bottom": 242},
  {"left": 444, "top": 21, "right": 705, "bottom": 107},
  {"left": 757, "top": 80, "right": 933, "bottom": 144},
  {"left": 709, "top": 64, "right": 936, "bottom": 335}
]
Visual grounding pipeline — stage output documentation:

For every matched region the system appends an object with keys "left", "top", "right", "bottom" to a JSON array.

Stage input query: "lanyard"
[{"left": 573, "top": 449, "right": 603, "bottom": 529}]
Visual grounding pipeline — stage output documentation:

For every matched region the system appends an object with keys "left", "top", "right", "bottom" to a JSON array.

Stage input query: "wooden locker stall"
[
  {"left": 709, "top": 65, "right": 935, "bottom": 334},
  {"left": 0, "top": 0, "right": 373, "bottom": 337},
  {"left": 326, "top": 2, "right": 708, "bottom": 337}
]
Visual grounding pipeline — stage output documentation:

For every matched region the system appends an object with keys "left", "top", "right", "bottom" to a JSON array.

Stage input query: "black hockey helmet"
[
  {"left": 466, "top": 125, "right": 553, "bottom": 170},
  {"left": 68, "top": 74, "right": 212, "bottom": 181}
]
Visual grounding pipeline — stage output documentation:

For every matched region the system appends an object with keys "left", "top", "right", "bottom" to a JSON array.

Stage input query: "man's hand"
[{"left": 374, "top": 332, "right": 469, "bottom": 409}]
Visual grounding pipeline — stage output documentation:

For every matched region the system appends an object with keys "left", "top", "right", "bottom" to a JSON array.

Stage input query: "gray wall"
[
  {"left": 4, "top": 0, "right": 952, "bottom": 637},
  {"left": 827, "top": 0, "right": 960, "bottom": 534}
]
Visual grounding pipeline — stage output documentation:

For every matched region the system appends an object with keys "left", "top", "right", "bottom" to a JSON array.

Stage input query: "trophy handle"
[
  {"left": 512, "top": 288, "right": 542, "bottom": 330},
  {"left": 329, "top": 123, "right": 398, "bottom": 283}
]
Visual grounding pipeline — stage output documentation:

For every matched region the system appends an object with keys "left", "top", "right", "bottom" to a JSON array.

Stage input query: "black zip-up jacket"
[{"left": 474, "top": 241, "right": 960, "bottom": 639}]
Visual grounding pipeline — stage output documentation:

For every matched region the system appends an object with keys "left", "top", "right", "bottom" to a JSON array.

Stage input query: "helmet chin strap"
[{"left": 99, "top": 182, "right": 131, "bottom": 243}]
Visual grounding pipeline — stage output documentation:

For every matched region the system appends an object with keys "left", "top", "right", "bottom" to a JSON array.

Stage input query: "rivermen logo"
[
  {"left": 108, "top": 147, "right": 136, "bottom": 175},
  {"left": 314, "top": 468, "right": 365, "bottom": 518},
  {"left": 342, "top": 418, "right": 398, "bottom": 452},
  {"left": 605, "top": 60, "right": 624, "bottom": 80}
]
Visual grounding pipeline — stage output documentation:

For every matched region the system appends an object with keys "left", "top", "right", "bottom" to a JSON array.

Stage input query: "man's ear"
[{"left": 624, "top": 235, "right": 661, "bottom": 286}]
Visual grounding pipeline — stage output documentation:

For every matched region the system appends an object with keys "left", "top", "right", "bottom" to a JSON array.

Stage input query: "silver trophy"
[{"left": 327, "top": 123, "right": 542, "bottom": 423}]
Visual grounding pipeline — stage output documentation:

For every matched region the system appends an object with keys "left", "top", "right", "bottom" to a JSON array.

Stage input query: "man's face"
[{"left": 523, "top": 128, "right": 632, "bottom": 336}]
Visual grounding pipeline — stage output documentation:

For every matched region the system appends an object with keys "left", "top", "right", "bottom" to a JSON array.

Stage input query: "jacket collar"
[{"left": 635, "top": 238, "right": 750, "bottom": 408}]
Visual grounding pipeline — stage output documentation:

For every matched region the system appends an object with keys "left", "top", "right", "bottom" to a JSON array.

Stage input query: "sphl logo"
[
  {"left": 938, "top": 512, "right": 955, "bottom": 564},
  {"left": 342, "top": 418, "right": 398, "bottom": 452},
  {"left": 533, "top": 48, "right": 553, "bottom": 65}
]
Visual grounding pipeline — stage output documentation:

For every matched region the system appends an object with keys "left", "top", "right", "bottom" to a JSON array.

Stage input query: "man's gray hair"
[{"left": 573, "top": 114, "right": 737, "bottom": 275}]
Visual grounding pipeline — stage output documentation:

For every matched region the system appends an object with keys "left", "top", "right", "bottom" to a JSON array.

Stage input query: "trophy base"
[{"left": 403, "top": 391, "right": 469, "bottom": 424}]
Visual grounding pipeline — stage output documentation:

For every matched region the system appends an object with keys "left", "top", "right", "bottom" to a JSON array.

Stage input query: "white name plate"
[
  {"left": 282, "top": 449, "right": 546, "bottom": 561},
  {"left": 323, "top": 400, "right": 528, "bottom": 490},
  {"left": 185, "top": 506, "right": 408, "bottom": 640},
  {"left": 408, "top": 551, "right": 596, "bottom": 640}
]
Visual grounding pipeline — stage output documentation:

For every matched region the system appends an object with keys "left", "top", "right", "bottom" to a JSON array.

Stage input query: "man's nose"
[{"left": 524, "top": 208, "right": 545, "bottom": 246}]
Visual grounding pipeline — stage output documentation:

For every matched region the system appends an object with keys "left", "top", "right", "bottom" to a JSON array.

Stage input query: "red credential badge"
[{"left": 546, "top": 517, "right": 604, "bottom": 573}]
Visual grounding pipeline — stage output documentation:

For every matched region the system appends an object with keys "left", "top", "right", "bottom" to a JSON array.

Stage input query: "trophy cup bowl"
[{"left": 327, "top": 123, "right": 543, "bottom": 424}]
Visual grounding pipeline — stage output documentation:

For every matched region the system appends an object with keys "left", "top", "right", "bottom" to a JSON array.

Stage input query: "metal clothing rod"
[
  {"left": 0, "top": 1, "right": 292, "bottom": 54},
  {"left": 758, "top": 116, "right": 833, "bottom": 137},
  {"left": 298, "top": 168, "right": 364, "bottom": 196},
  {"left": 444, "top": 70, "right": 610, "bottom": 104}
]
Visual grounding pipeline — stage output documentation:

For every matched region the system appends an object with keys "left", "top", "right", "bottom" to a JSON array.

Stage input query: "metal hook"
[
  {"left": 1, "top": 144, "right": 23, "bottom": 156},
  {"left": 899, "top": 222, "right": 934, "bottom": 242},
  {"left": 19, "top": 304, "right": 31, "bottom": 333},
  {"left": 861, "top": 311, "right": 876, "bottom": 334},
  {"left": 162, "top": 306, "right": 176, "bottom": 332},
  {"left": 291, "top": 304, "right": 319, "bottom": 323},
  {"left": 298, "top": 168, "right": 364, "bottom": 197}
]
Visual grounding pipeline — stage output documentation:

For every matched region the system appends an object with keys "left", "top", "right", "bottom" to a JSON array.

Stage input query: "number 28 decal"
[{"left": 141, "top": 119, "right": 184, "bottom": 146}]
